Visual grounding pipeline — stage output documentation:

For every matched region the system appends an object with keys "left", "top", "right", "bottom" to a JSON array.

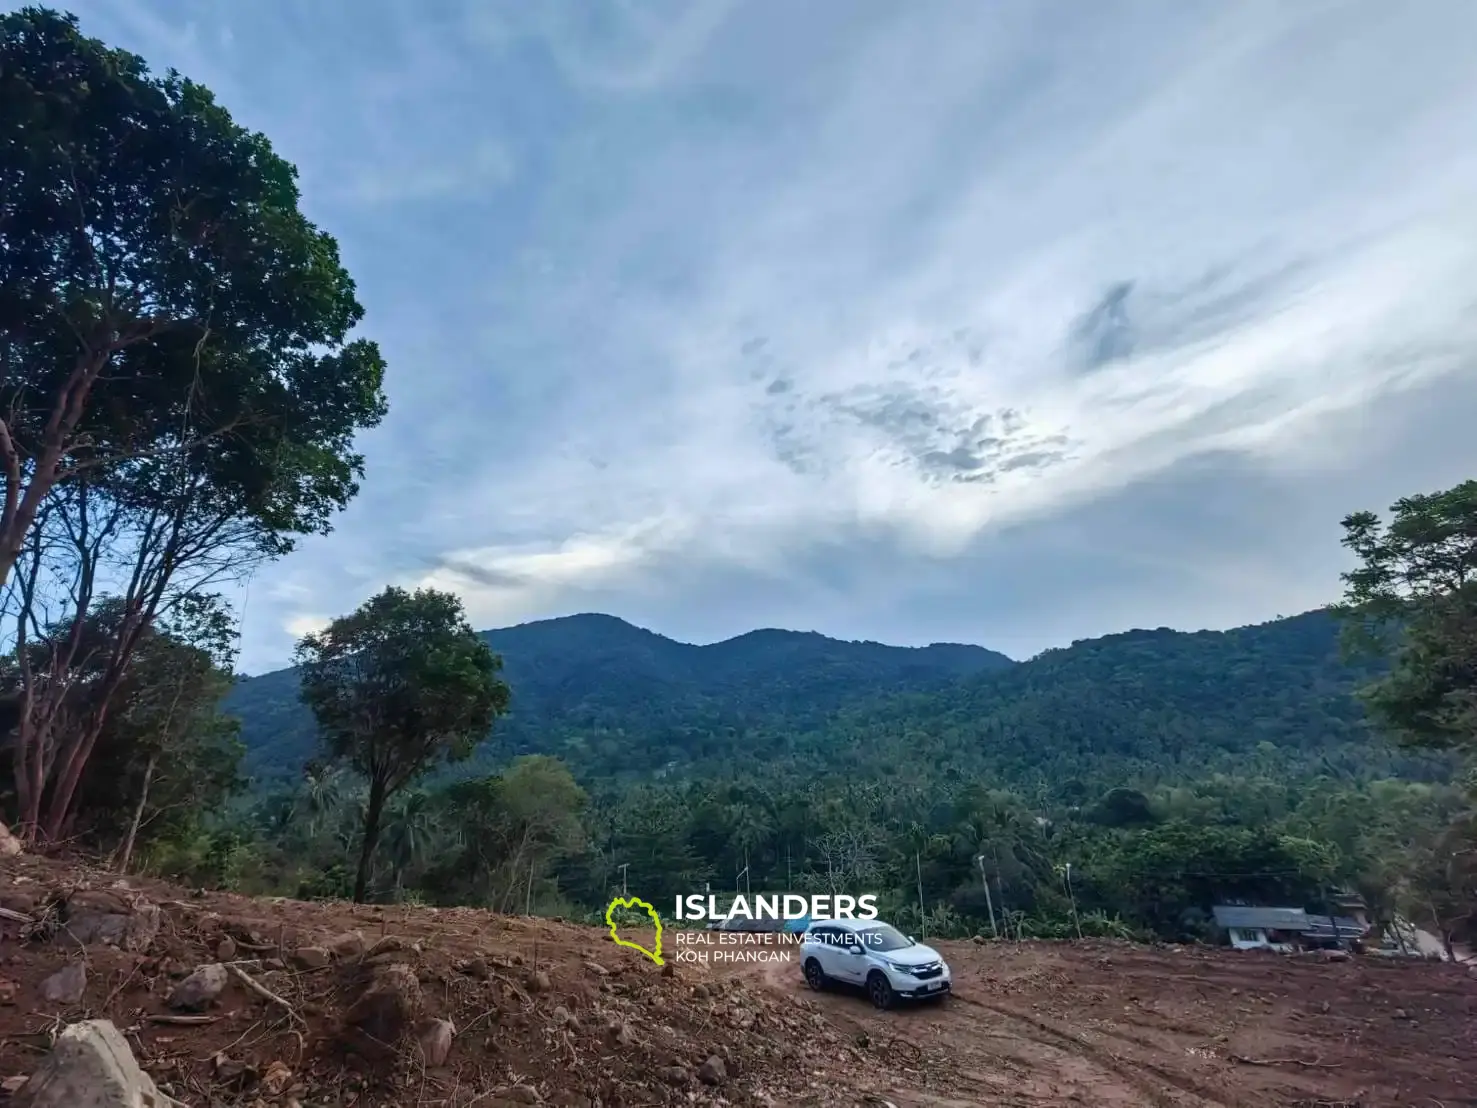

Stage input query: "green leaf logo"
[{"left": 605, "top": 896, "right": 664, "bottom": 965}]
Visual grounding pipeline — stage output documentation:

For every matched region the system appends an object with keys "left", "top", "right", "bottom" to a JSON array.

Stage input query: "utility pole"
[
  {"left": 976, "top": 854, "right": 999, "bottom": 939},
  {"left": 1064, "top": 863, "right": 1082, "bottom": 940},
  {"left": 617, "top": 863, "right": 629, "bottom": 896},
  {"left": 991, "top": 842, "right": 1011, "bottom": 940},
  {"left": 916, "top": 851, "right": 927, "bottom": 939}
]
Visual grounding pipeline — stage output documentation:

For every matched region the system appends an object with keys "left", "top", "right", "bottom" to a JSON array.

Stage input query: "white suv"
[{"left": 799, "top": 919, "right": 951, "bottom": 1009}]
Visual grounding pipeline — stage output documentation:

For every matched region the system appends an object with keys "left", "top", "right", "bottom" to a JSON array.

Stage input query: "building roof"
[{"left": 1212, "top": 905, "right": 1313, "bottom": 931}]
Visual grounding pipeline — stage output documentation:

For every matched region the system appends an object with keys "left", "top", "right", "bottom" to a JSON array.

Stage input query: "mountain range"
[
  {"left": 225, "top": 607, "right": 1457, "bottom": 794},
  {"left": 227, "top": 613, "right": 1014, "bottom": 785}
]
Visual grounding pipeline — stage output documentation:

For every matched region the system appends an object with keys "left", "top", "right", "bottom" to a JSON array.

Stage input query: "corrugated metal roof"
[
  {"left": 1304, "top": 915, "right": 1366, "bottom": 937},
  {"left": 1212, "top": 905, "right": 1312, "bottom": 931}
]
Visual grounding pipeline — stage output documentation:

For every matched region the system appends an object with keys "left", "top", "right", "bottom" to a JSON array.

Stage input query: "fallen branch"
[
  {"left": 146, "top": 1014, "right": 221, "bottom": 1026},
  {"left": 1229, "top": 1053, "right": 1341, "bottom": 1069},
  {"left": 226, "top": 965, "right": 305, "bottom": 1028},
  {"left": 0, "top": 907, "right": 35, "bottom": 924}
]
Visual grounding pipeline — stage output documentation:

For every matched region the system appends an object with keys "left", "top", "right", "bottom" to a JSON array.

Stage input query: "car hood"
[{"left": 878, "top": 943, "right": 944, "bottom": 966}]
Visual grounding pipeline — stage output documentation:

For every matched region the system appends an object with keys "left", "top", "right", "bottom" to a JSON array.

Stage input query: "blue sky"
[{"left": 51, "top": 0, "right": 1477, "bottom": 673}]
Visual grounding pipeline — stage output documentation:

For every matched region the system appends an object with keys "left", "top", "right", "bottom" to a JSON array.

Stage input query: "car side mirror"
[{"left": 908, "top": 936, "right": 916, "bottom": 944}]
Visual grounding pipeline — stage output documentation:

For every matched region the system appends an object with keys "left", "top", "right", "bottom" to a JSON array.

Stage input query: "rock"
[
  {"left": 0, "top": 820, "right": 21, "bottom": 857},
  {"left": 59, "top": 893, "right": 159, "bottom": 953},
  {"left": 461, "top": 957, "right": 489, "bottom": 979},
  {"left": 168, "top": 964, "right": 228, "bottom": 1012},
  {"left": 1393, "top": 1007, "right": 1409, "bottom": 1019},
  {"left": 260, "top": 1060, "right": 293, "bottom": 1095},
  {"left": 1, "top": 1076, "right": 27, "bottom": 1095},
  {"left": 365, "top": 935, "right": 405, "bottom": 957},
  {"left": 691, "top": 983, "right": 709, "bottom": 999},
  {"left": 660, "top": 1066, "right": 691, "bottom": 1085},
  {"left": 528, "top": 970, "right": 551, "bottom": 994},
  {"left": 417, "top": 1018, "right": 455, "bottom": 1066},
  {"left": 214, "top": 936, "right": 237, "bottom": 962},
  {"left": 342, "top": 962, "right": 422, "bottom": 1049},
  {"left": 211, "top": 1053, "right": 254, "bottom": 1085},
  {"left": 329, "top": 930, "right": 367, "bottom": 958},
  {"left": 290, "top": 946, "right": 330, "bottom": 970},
  {"left": 551, "top": 1005, "right": 579, "bottom": 1031},
  {"left": 40, "top": 963, "right": 87, "bottom": 1005},
  {"left": 697, "top": 1055, "right": 727, "bottom": 1086},
  {"left": 13, "top": 1019, "right": 168, "bottom": 1107},
  {"left": 0, "top": 976, "right": 19, "bottom": 1005},
  {"left": 582, "top": 961, "right": 609, "bottom": 977},
  {"left": 605, "top": 1019, "right": 633, "bottom": 1047}
]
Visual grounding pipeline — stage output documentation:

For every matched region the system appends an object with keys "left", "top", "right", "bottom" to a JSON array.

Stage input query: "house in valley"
[
  {"left": 1212, "top": 905, "right": 1314, "bottom": 952},
  {"left": 1212, "top": 903, "right": 1370, "bottom": 953}
]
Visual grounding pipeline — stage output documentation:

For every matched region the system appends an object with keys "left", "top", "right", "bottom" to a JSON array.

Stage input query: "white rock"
[{"left": 14, "top": 1019, "right": 180, "bottom": 1107}]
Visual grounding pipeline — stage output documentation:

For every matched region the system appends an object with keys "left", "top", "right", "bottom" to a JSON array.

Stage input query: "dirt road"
[{"left": 714, "top": 933, "right": 1477, "bottom": 1107}]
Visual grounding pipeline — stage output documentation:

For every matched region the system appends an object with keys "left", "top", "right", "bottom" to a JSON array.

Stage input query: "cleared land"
[{"left": 1, "top": 858, "right": 1473, "bottom": 1106}]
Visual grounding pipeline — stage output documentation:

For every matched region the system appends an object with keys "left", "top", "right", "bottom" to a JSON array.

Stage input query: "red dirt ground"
[{"left": 2, "top": 856, "right": 1474, "bottom": 1106}]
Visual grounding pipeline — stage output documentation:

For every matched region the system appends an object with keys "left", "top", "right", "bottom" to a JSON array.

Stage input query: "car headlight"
[{"left": 882, "top": 960, "right": 919, "bottom": 975}]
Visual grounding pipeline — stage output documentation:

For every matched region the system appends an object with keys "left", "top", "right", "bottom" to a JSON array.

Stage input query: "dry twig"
[
  {"left": 226, "top": 964, "right": 306, "bottom": 1028},
  {"left": 1230, "top": 1053, "right": 1341, "bottom": 1069}
]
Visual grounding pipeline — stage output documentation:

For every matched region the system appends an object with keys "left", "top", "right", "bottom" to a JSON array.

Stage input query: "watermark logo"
[
  {"left": 675, "top": 893, "right": 878, "bottom": 923},
  {"left": 605, "top": 896, "right": 664, "bottom": 965}
]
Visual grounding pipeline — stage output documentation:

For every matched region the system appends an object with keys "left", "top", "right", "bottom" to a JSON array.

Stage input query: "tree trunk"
[
  {"left": 0, "top": 350, "right": 111, "bottom": 589},
  {"left": 117, "top": 752, "right": 158, "bottom": 875},
  {"left": 354, "top": 778, "right": 388, "bottom": 904}
]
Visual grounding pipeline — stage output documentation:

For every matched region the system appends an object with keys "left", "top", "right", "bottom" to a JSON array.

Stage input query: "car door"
[
  {"left": 830, "top": 928, "right": 869, "bottom": 984},
  {"left": 808, "top": 926, "right": 840, "bottom": 977},
  {"left": 809, "top": 927, "right": 844, "bottom": 980}
]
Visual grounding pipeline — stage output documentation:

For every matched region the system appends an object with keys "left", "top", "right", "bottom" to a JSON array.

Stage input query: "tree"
[
  {"left": 73, "top": 595, "right": 243, "bottom": 871},
  {"left": 1337, "top": 480, "right": 1477, "bottom": 752},
  {"left": 295, "top": 587, "right": 509, "bottom": 903},
  {"left": 1, "top": 8, "right": 387, "bottom": 841},
  {"left": 430, "top": 757, "right": 586, "bottom": 910}
]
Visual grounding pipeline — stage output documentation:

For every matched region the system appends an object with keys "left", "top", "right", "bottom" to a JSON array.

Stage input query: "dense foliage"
[
  {"left": 0, "top": 6, "right": 385, "bottom": 842},
  {"left": 206, "top": 605, "right": 1471, "bottom": 948}
]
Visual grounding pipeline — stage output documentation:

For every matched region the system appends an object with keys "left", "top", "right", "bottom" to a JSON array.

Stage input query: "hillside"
[
  {"left": 766, "top": 608, "right": 1440, "bottom": 791},
  {"left": 229, "top": 607, "right": 1448, "bottom": 793},
  {"left": 228, "top": 613, "right": 1014, "bottom": 785}
]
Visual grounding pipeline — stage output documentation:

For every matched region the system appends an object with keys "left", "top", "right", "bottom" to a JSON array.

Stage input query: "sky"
[{"left": 46, "top": 0, "right": 1477, "bottom": 673}]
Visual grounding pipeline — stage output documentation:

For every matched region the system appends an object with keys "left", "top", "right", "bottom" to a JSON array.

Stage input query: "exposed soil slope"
[{"left": 2, "top": 858, "right": 1474, "bottom": 1106}]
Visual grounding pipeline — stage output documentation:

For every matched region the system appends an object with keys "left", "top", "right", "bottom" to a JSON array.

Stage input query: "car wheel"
[
  {"left": 867, "top": 971, "right": 896, "bottom": 1010},
  {"left": 803, "top": 958, "right": 827, "bottom": 991}
]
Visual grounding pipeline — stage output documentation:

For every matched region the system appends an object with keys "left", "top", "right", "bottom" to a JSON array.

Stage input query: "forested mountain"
[
  {"left": 228, "top": 613, "right": 1014, "bottom": 784},
  {"left": 230, "top": 607, "right": 1440, "bottom": 792}
]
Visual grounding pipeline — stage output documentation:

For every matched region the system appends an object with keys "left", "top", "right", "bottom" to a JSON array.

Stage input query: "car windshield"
[{"left": 855, "top": 925, "right": 911, "bottom": 952}]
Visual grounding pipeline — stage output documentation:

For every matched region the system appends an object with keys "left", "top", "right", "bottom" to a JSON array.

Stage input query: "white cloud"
[
  {"left": 284, "top": 614, "right": 331, "bottom": 640},
  {"left": 55, "top": 0, "right": 1477, "bottom": 670},
  {"left": 412, "top": 0, "right": 1477, "bottom": 619}
]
